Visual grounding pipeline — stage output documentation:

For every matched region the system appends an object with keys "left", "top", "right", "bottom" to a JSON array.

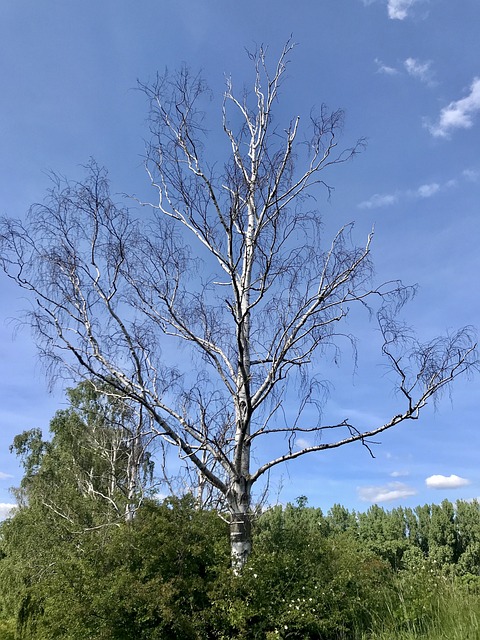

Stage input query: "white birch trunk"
[{"left": 228, "top": 475, "right": 252, "bottom": 572}]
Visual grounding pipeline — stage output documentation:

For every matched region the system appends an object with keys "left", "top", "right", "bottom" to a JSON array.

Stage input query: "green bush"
[
  {"left": 210, "top": 501, "right": 393, "bottom": 639},
  {"left": 1, "top": 496, "right": 229, "bottom": 639},
  {"left": 3, "top": 496, "right": 479, "bottom": 639}
]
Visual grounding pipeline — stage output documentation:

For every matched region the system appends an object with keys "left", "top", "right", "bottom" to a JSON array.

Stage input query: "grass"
[{"left": 362, "top": 579, "right": 480, "bottom": 640}]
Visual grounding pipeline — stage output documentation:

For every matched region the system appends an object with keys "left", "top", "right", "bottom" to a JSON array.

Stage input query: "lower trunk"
[
  {"left": 230, "top": 510, "right": 252, "bottom": 572},
  {"left": 228, "top": 477, "right": 252, "bottom": 573}
]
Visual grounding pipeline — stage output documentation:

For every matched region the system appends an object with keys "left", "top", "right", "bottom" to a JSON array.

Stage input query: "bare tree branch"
[{"left": 1, "top": 42, "right": 477, "bottom": 570}]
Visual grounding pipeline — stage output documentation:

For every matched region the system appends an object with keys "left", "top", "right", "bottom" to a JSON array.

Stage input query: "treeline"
[
  {"left": 328, "top": 498, "right": 480, "bottom": 575},
  {"left": 0, "top": 385, "right": 479, "bottom": 639}
]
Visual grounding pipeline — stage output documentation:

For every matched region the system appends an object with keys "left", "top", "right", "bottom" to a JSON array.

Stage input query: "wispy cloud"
[
  {"left": 337, "top": 408, "right": 386, "bottom": 426},
  {"left": 361, "top": 0, "right": 426, "bottom": 20},
  {"left": 387, "top": 0, "right": 422, "bottom": 20},
  {"left": 390, "top": 470, "right": 409, "bottom": 478},
  {"left": 295, "top": 437, "right": 312, "bottom": 450},
  {"left": 0, "top": 503, "right": 16, "bottom": 520},
  {"left": 462, "top": 168, "right": 480, "bottom": 182},
  {"left": 415, "top": 182, "right": 440, "bottom": 198},
  {"left": 358, "top": 481, "right": 417, "bottom": 503},
  {"left": 404, "top": 58, "right": 435, "bottom": 86},
  {"left": 359, "top": 193, "right": 399, "bottom": 209},
  {"left": 358, "top": 169, "right": 475, "bottom": 209},
  {"left": 358, "top": 182, "right": 440, "bottom": 209},
  {"left": 375, "top": 58, "right": 399, "bottom": 76},
  {"left": 0, "top": 471, "right": 13, "bottom": 480},
  {"left": 375, "top": 57, "right": 435, "bottom": 85},
  {"left": 425, "top": 474, "right": 471, "bottom": 489},
  {"left": 427, "top": 78, "right": 480, "bottom": 138}
]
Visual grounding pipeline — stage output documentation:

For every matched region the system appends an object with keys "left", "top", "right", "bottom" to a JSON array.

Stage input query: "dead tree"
[{"left": 0, "top": 41, "right": 477, "bottom": 570}]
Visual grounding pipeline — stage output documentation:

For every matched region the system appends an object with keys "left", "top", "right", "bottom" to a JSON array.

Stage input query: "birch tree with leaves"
[
  {"left": 0, "top": 41, "right": 477, "bottom": 570},
  {"left": 11, "top": 382, "right": 155, "bottom": 525}
]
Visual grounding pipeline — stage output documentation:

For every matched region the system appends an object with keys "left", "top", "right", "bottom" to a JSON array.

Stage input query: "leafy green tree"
[
  {"left": 428, "top": 500, "right": 458, "bottom": 567},
  {"left": 0, "top": 382, "right": 159, "bottom": 637},
  {"left": 455, "top": 499, "right": 480, "bottom": 568},
  {"left": 357, "top": 505, "right": 408, "bottom": 569},
  {"left": 11, "top": 381, "right": 155, "bottom": 525},
  {"left": 413, "top": 503, "right": 432, "bottom": 556},
  {"left": 326, "top": 503, "right": 358, "bottom": 534}
]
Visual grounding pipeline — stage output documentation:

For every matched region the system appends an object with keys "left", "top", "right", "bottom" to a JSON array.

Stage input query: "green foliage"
[
  {"left": 357, "top": 505, "right": 408, "bottom": 570},
  {"left": 1, "top": 494, "right": 480, "bottom": 639},
  {"left": 210, "top": 500, "right": 392, "bottom": 639},
  {"left": 10, "top": 381, "right": 156, "bottom": 529},
  {"left": 0, "top": 618, "right": 15, "bottom": 640},
  {"left": 0, "top": 496, "right": 229, "bottom": 639},
  {"left": 2, "top": 388, "right": 480, "bottom": 640},
  {"left": 326, "top": 503, "right": 358, "bottom": 534},
  {"left": 365, "top": 574, "right": 480, "bottom": 640}
]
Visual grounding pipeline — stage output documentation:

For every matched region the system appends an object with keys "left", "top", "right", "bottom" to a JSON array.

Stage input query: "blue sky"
[{"left": 0, "top": 0, "right": 479, "bottom": 517}]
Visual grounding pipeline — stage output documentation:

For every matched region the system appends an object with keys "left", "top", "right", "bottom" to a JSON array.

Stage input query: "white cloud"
[
  {"left": 404, "top": 58, "right": 435, "bottom": 86},
  {"left": 0, "top": 503, "right": 16, "bottom": 520},
  {"left": 428, "top": 78, "right": 480, "bottom": 138},
  {"left": 358, "top": 482, "right": 417, "bottom": 503},
  {"left": 390, "top": 470, "right": 409, "bottom": 478},
  {"left": 361, "top": 0, "right": 426, "bottom": 20},
  {"left": 388, "top": 0, "right": 419, "bottom": 20},
  {"left": 295, "top": 437, "right": 312, "bottom": 450},
  {"left": 463, "top": 168, "right": 480, "bottom": 182},
  {"left": 358, "top": 193, "right": 398, "bottom": 209},
  {"left": 359, "top": 183, "right": 439, "bottom": 209},
  {"left": 359, "top": 166, "right": 478, "bottom": 210},
  {"left": 425, "top": 474, "right": 471, "bottom": 489},
  {"left": 0, "top": 471, "right": 13, "bottom": 479},
  {"left": 416, "top": 182, "right": 440, "bottom": 198},
  {"left": 359, "top": 171, "right": 471, "bottom": 210},
  {"left": 375, "top": 58, "right": 399, "bottom": 76},
  {"left": 374, "top": 57, "right": 435, "bottom": 85},
  {"left": 337, "top": 408, "right": 386, "bottom": 425}
]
